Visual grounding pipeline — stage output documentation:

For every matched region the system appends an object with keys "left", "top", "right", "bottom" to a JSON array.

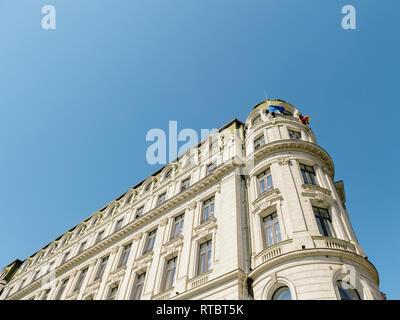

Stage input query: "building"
[{"left": 0, "top": 99, "right": 384, "bottom": 300}]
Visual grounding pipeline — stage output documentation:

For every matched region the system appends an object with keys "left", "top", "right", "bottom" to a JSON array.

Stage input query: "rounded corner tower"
[{"left": 242, "top": 99, "right": 383, "bottom": 300}]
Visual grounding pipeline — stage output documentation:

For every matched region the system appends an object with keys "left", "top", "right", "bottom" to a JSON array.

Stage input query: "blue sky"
[{"left": 1, "top": 0, "right": 399, "bottom": 298}]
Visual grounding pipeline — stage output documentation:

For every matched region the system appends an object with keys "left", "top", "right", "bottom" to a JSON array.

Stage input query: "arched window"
[
  {"left": 271, "top": 286, "right": 291, "bottom": 300},
  {"left": 337, "top": 280, "right": 361, "bottom": 300},
  {"left": 252, "top": 115, "right": 262, "bottom": 126}
]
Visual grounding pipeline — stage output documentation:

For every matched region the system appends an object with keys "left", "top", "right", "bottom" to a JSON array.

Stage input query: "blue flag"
[{"left": 269, "top": 105, "right": 285, "bottom": 113}]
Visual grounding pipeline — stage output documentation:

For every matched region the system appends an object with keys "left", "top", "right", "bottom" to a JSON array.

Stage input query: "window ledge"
[
  {"left": 252, "top": 188, "right": 282, "bottom": 212},
  {"left": 195, "top": 217, "right": 217, "bottom": 232},
  {"left": 163, "top": 234, "right": 184, "bottom": 248},
  {"left": 301, "top": 184, "right": 331, "bottom": 196}
]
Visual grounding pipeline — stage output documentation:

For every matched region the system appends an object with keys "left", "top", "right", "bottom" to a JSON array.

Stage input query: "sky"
[{"left": 0, "top": 0, "right": 399, "bottom": 299}]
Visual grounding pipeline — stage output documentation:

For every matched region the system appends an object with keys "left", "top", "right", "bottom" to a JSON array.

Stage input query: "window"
[
  {"left": 77, "top": 241, "right": 87, "bottom": 255},
  {"left": 254, "top": 135, "right": 265, "bottom": 150},
  {"left": 96, "top": 230, "right": 104, "bottom": 243},
  {"left": 337, "top": 280, "right": 361, "bottom": 300},
  {"left": 271, "top": 286, "right": 291, "bottom": 300},
  {"left": 252, "top": 114, "right": 262, "bottom": 126},
  {"left": 207, "top": 162, "right": 216, "bottom": 175},
  {"left": 157, "top": 192, "right": 166, "bottom": 205},
  {"left": 125, "top": 193, "right": 133, "bottom": 205},
  {"left": 171, "top": 214, "right": 184, "bottom": 240},
  {"left": 131, "top": 273, "right": 146, "bottom": 300},
  {"left": 61, "top": 251, "right": 70, "bottom": 264},
  {"left": 300, "top": 164, "right": 317, "bottom": 185},
  {"left": 165, "top": 169, "right": 172, "bottom": 178},
  {"left": 74, "top": 267, "right": 88, "bottom": 292},
  {"left": 19, "top": 279, "right": 26, "bottom": 290},
  {"left": 313, "top": 207, "right": 333, "bottom": 237},
  {"left": 201, "top": 197, "right": 215, "bottom": 223},
  {"left": 263, "top": 212, "right": 281, "bottom": 247},
  {"left": 135, "top": 206, "right": 144, "bottom": 219},
  {"left": 55, "top": 278, "right": 69, "bottom": 300},
  {"left": 143, "top": 230, "right": 157, "bottom": 254},
  {"left": 95, "top": 256, "right": 109, "bottom": 280},
  {"left": 283, "top": 110, "right": 293, "bottom": 116},
  {"left": 118, "top": 243, "right": 132, "bottom": 268},
  {"left": 32, "top": 270, "right": 40, "bottom": 283},
  {"left": 46, "top": 262, "right": 55, "bottom": 274},
  {"left": 163, "top": 257, "right": 177, "bottom": 291},
  {"left": 257, "top": 169, "right": 273, "bottom": 195},
  {"left": 145, "top": 183, "right": 151, "bottom": 192},
  {"left": 180, "top": 178, "right": 190, "bottom": 192},
  {"left": 114, "top": 219, "right": 123, "bottom": 232},
  {"left": 42, "top": 288, "right": 51, "bottom": 300},
  {"left": 288, "top": 129, "right": 301, "bottom": 140},
  {"left": 198, "top": 240, "right": 212, "bottom": 274},
  {"left": 107, "top": 285, "right": 119, "bottom": 300}
]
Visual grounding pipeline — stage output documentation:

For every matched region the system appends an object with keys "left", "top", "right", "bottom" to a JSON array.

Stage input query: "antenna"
[{"left": 264, "top": 90, "right": 269, "bottom": 103}]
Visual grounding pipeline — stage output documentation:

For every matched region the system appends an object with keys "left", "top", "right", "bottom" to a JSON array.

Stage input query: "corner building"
[{"left": 0, "top": 100, "right": 384, "bottom": 300}]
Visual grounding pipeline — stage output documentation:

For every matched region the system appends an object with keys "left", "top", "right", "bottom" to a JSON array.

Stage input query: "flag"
[{"left": 269, "top": 105, "right": 285, "bottom": 113}]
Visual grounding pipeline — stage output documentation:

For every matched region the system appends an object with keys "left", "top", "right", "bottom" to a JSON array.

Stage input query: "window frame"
[
  {"left": 94, "top": 256, "right": 109, "bottom": 281},
  {"left": 257, "top": 169, "right": 274, "bottom": 195},
  {"left": 162, "top": 257, "right": 177, "bottom": 291},
  {"left": 180, "top": 178, "right": 191, "bottom": 192},
  {"left": 300, "top": 163, "right": 318, "bottom": 185},
  {"left": 198, "top": 240, "right": 212, "bottom": 275},
  {"left": 201, "top": 197, "right": 215, "bottom": 224},
  {"left": 143, "top": 229, "right": 157, "bottom": 255},
  {"left": 206, "top": 162, "right": 216, "bottom": 175},
  {"left": 262, "top": 212, "right": 282, "bottom": 247},
  {"left": 312, "top": 206, "right": 333, "bottom": 237},
  {"left": 118, "top": 243, "right": 132, "bottom": 268},
  {"left": 171, "top": 214, "right": 185, "bottom": 240},
  {"left": 131, "top": 272, "right": 146, "bottom": 300},
  {"left": 254, "top": 135, "right": 266, "bottom": 150},
  {"left": 54, "top": 278, "right": 69, "bottom": 300}
]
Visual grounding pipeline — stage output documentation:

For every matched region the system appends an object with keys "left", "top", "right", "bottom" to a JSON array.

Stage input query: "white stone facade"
[{"left": 0, "top": 100, "right": 384, "bottom": 300}]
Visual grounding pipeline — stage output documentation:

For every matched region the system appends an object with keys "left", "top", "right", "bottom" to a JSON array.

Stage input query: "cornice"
[
  {"left": 6, "top": 158, "right": 240, "bottom": 300},
  {"left": 249, "top": 246, "right": 379, "bottom": 284},
  {"left": 252, "top": 140, "right": 335, "bottom": 179}
]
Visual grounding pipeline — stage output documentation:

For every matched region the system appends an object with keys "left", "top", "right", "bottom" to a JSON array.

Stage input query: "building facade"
[{"left": 0, "top": 100, "right": 384, "bottom": 300}]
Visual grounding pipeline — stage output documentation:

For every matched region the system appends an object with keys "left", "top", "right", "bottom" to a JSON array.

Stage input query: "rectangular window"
[
  {"left": 73, "top": 267, "right": 88, "bottom": 292},
  {"left": 61, "top": 251, "right": 70, "bottom": 264},
  {"left": 107, "top": 285, "right": 119, "bottom": 300},
  {"left": 313, "top": 207, "right": 333, "bottom": 237},
  {"left": 207, "top": 162, "right": 216, "bottom": 175},
  {"left": 46, "top": 262, "right": 54, "bottom": 274},
  {"left": 42, "top": 288, "right": 51, "bottom": 300},
  {"left": 32, "top": 270, "right": 40, "bottom": 283},
  {"left": 198, "top": 240, "right": 212, "bottom": 274},
  {"left": 300, "top": 164, "right": 317, "bottom": 185},
  {"left": 288, "top": 129, "right": 301, "bottom": 140},
  {"left": 201, "top": 197, "right": 215, "bottom": 223},
  {"left": 143, "top": 229, "right": 157, "bottom": 254},
  {"left": 118, "top": 243, "right": 132, "bottom": 268},
  {"left": 263, "top": 212, "right": 282, "bottom": 247},
  {"left": 163, "top": 257, "right": 177, "bottom": 291},
  {"left": 55, "top": 278, "right": 69, "bottom": 300},
  {"left": 114, "top": 219, "right": 123, "bottom": 232},
  {"left": 96, "top": 230, "right": 104, "bottom": 243},
  {"left": 171, "top": 214, "right": 184, "bottom": 240},
  {"left": 254, "top": 135, "right": 266, "bottom": 150},
  {"left": 19, "top": 279, "right": 26, "bottom": 290},
  {"left": 180, "top": 178, "right": 190, "bottom": 192},
  {"left": 135, "top": 206, "right": 144, "bottom": 219},
  {"left": 157, "top": 193, "right": 166, "bottom": 205},
  {"left": 78, "top": 241, "right": 87, "bottom": 254},
  {"left": 257, "top": 169, "right": 274, "bottom": 195},
  {"left": 131, "top": 273, "right": 146, "bottom": 300},
  {"left": 95, "top": 256, "right": 109, "bottom": 280}
]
